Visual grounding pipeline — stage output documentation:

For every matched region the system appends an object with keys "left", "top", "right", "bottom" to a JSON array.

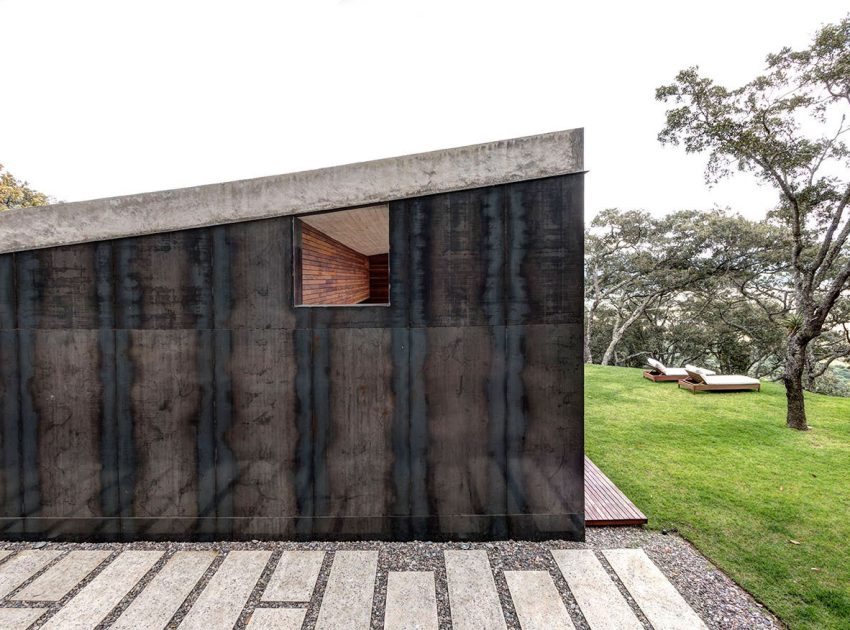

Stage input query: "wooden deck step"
[{"left": 585, "top": 456, "right": 647, "bottom": 527}]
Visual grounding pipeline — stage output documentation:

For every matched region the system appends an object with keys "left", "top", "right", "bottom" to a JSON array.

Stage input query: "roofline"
[{"left": 0, "top": 128, "right": 583, "bottom": 254}]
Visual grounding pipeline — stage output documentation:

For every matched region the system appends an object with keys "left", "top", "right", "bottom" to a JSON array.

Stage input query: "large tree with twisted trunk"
[{"left": 657, "top": 15, "right": 850, "bottom": 430}]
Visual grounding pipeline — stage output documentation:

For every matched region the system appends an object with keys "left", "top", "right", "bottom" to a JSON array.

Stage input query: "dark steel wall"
[{"left": 0, "top": 174, "right": 584, "bottom": 541}]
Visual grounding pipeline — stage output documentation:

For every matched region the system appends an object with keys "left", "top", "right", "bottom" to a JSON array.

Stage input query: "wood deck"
[{"left": 585, "top": 457, "right": 648, "bottom": 527}]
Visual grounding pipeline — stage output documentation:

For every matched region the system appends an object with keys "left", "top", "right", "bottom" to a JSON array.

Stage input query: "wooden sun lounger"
[
  {"left": 643, "top": 370, "right": 686, "bottom": 382},
  {"left": 678, "top": 369, "right": 761, "bottom": 393},
  {"left": 642, "top": 358, "right": 691, "bottom": 382}
]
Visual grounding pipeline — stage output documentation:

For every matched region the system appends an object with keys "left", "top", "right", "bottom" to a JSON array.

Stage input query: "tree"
[
  {"left": 0, "top": 164, "right": 48, "bottom": 211},
  {"left": 585, "top": 208, "right": 765, "bottom": 366},
  {"left": 657, "top": 15, "right": 850, "bottom": 430}
]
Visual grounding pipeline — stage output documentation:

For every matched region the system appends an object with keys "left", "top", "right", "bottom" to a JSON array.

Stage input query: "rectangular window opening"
[{"left": 294, "top": 204, "right": 390, "bottom": 306}]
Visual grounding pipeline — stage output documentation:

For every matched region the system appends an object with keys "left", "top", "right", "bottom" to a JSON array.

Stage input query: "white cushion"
[
  {"left": 685, "top": 364, "right": 717, "bottom": 376},
  {"left": 703, "top": 375, "right": 760, "bottom": 386},
  {"left": 646, "top": 358, "right": 666, "bottom": 372},
  {"left": 662, "top": 368, "right": 688, "bottom": 376}
]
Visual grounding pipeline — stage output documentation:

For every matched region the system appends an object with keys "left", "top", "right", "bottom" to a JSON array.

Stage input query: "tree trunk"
[
  {"left": 783, "top": 335, "right": 809, "bottom": 430},
  {"left": 600, "top": 311, "right": 623, "bottom": 366},
  {"left": 584, "top": 309, "right": 595, "bottom": 363},
  {"left": 584, "top": 269, "right": 601, "bottom": 364},
  {"left": 601, "top": 330, "right": 623, "bottom": 366},
  {"left": 600, "top": 296, "right": 655, "bottom": 366}
]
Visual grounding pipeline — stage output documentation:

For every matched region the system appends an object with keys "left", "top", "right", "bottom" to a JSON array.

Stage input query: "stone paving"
[{"left": 0, "top": 542, "right": 727, "bottom": 630}]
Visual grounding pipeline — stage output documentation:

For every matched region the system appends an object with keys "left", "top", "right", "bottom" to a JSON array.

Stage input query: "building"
[{"left": 0, "top": 129, "right": 584, "bottom": 541}]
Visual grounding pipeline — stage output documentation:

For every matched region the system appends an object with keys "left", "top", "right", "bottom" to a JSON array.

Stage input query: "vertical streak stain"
[
  {"left": 408, "top": 198, "right": 431, "bottom": 537},
  {"left": 0, "top": 254, "right": 21, "bottom": 534},
  {"left": 389, "top": 200, "right": 412, "bottom": 538},
  {"left": 0, "top": 330, "right": 20, "bottom": 534},
  {"left": 0, "top": 253, "right": 14, "bottom": 329},
  {"left": 16, "top": 252, "right": 41, "bottom": 536},
  {"left": 506, "top": 184, "right": 529, "bottom": 523},
  {"left": 192, "top": 230, "right": 216, "bottom": 539},
  {"left": 408, "top": 328, "right": 428, "bottom": 538},
  {"left": 114, "top": 239, "right": 138, "bottom": 538},
  {"left": 482, "top": 187, "right": 507, "bottom": 538},
  {"left": 311, "top": 327, "right": 330, "bottom": 528},
  {"left": 390, "top": 327, "right": 411, "bottom": 539},
  {"left": 505, "top": 327, "right": 526, "bottom": 517},
  {"left": 95, "top": 242, "right": 119, "bottom": 538},
  {"left": 293, "top": 326, "right": 313, "bottom": 537},
  {"left": 212, "top": 226, "right": 234, "bottom": 537}
]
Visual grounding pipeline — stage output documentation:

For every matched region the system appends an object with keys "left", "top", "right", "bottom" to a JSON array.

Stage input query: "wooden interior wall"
[
  {"left": 366, "top": 253, "right": 389, "bottom": 303},
  {"left": 299, "top": 222, "right": 369, "bottom": 305},
  {"left": 0, "top": 174, "right": 584, "bottom": 542}
]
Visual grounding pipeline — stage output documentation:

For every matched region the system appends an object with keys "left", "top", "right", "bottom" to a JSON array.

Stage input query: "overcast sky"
[{"left": 2, "top": 0, "right": 847, "bottom": 221}]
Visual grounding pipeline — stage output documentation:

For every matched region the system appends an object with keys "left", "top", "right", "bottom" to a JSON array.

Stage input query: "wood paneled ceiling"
[{"left": 300, "top": 205, "right": 389, "bottom": 256}]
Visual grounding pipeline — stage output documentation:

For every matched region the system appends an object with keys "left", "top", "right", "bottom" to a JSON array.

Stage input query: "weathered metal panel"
[
  {"left": 506, "top": 175, "right": 584, "bottom": 325},
  {"left": 409, "top": 189, "right": 499, "bottom": 328},
  {"left": 422, "top": 326, "right": 501, "bottom": 538},
  {"left": 318, "top": 328, "right": 395, "bottom": 536},
  {"left": 509, "top": 323, "right": 584, "bottom": 537},
  {"left": 224, "top": 219, "right": 296, "bottom": 330},
  {"left": 225, "top": 330, "right": 299, "bottom": 538},
  {"left": 0, "top": 254, "right": 16, "bottom": 329},
  {"left": 31, "top": 330, "right": 103, "bottom": 538},
  {"left": 0, "top": 173, "right": 584, "bottom": 541},
  {"left": 127, "top": 330, "right": 200, "bottom": 537},
  {"left": 116, "top": 232, "right": 211, "bottom": 330},
  {"left": 14, "top": 246, "right": 100, "bottom": 329},
  {"left": 0, "top": 329, "right": 21, "bottom": 535}
]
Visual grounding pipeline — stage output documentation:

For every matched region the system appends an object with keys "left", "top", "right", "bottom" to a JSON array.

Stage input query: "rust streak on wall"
[{"left": 299, "top": 223, "right": 369, "bottom": 305}]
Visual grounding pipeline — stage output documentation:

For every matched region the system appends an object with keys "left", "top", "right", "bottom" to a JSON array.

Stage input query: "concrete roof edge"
[{"left": 0, "top": 128, "right": 583, "bottom": 253}]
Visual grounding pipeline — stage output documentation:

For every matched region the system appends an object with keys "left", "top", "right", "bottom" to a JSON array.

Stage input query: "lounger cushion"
[
  {"left": 661, "top": 368, "right": 688, "bottom": 377},
  {"left": 703, "top": 375, "right": 760, "bottom": 386},
  {"left": 646, "top": 358, "right": 665, "bottom": 372},
  {"left": 685, "top": 364, "right": 717, "bottom": 376}
]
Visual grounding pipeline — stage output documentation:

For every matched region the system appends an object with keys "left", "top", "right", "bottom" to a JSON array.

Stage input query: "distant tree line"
[{"left": 584, "top": 208, "right": 850, "bottom": 399}]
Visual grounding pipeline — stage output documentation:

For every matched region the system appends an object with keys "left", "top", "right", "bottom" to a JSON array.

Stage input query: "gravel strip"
[{"left": 0, "top": 529, "right": 782, "bottom": 629}]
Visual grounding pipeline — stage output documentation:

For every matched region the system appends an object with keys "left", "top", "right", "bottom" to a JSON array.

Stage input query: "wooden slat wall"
[
  {"left": 366, "top": 254, "right": 389, "bottom": 304},
  {"left": 300, "top": 223, "right": 369, "bottom": 305}
]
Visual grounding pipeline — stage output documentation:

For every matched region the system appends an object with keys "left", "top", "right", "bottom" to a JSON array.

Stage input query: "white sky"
[{"left": 1, "top": 0, "right": 847, "bottom": 221}]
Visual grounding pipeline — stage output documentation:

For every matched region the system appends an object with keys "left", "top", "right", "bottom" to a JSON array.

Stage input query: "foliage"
[
  {"left": 586, "top": 364, "right": 850, "bottom": 629},
  {"left": 585, "top": 207, "right": 850, "bottom": 393},
  {"left": 584, "top": 208, "right": 776, "bottom": 365},
  {"left": 656, "top": 15, "right": 850, "bottom": 428},
  {"left": 0, "top": 164, "right": 48, "bottom": 211}
]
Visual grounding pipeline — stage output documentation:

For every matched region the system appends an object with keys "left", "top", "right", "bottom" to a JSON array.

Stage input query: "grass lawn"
[{"left": 585, "top": 364, "right": 850, "bottom": 630}]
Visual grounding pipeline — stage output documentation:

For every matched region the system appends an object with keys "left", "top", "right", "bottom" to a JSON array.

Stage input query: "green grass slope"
[{"left": 585, "top": 365, "right": 850, "bottom": 629}]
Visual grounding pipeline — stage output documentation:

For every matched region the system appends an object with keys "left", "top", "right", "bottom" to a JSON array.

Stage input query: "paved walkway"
[
  {"left": 0, "top": 527, "right": 781, "bottom": 630},
  {"left": 0, "top": 533, "right": 778, "bottom": 629}
]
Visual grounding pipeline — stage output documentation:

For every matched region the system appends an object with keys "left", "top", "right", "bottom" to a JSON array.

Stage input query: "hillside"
[{"left": 585, "top": 365, "right": 850, "bottom": 629}]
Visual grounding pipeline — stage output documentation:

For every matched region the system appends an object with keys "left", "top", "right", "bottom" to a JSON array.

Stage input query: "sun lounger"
[
  {"left": 685, "top": 364, "right": 716, "bottom": 377},
  {"left": 643, "top": 358, "right": 690, "bottom": 382},
  {"left": 678, "top": 369, "right": 761, "bottom": 393}
]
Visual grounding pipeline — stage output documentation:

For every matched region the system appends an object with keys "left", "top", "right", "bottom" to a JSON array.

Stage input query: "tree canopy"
[
  {"left": 656, "top": 15, "right": 850, "bottom": 429},
  {"left": 0, "top": 164, "right": 49, "bottom": 211}
]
